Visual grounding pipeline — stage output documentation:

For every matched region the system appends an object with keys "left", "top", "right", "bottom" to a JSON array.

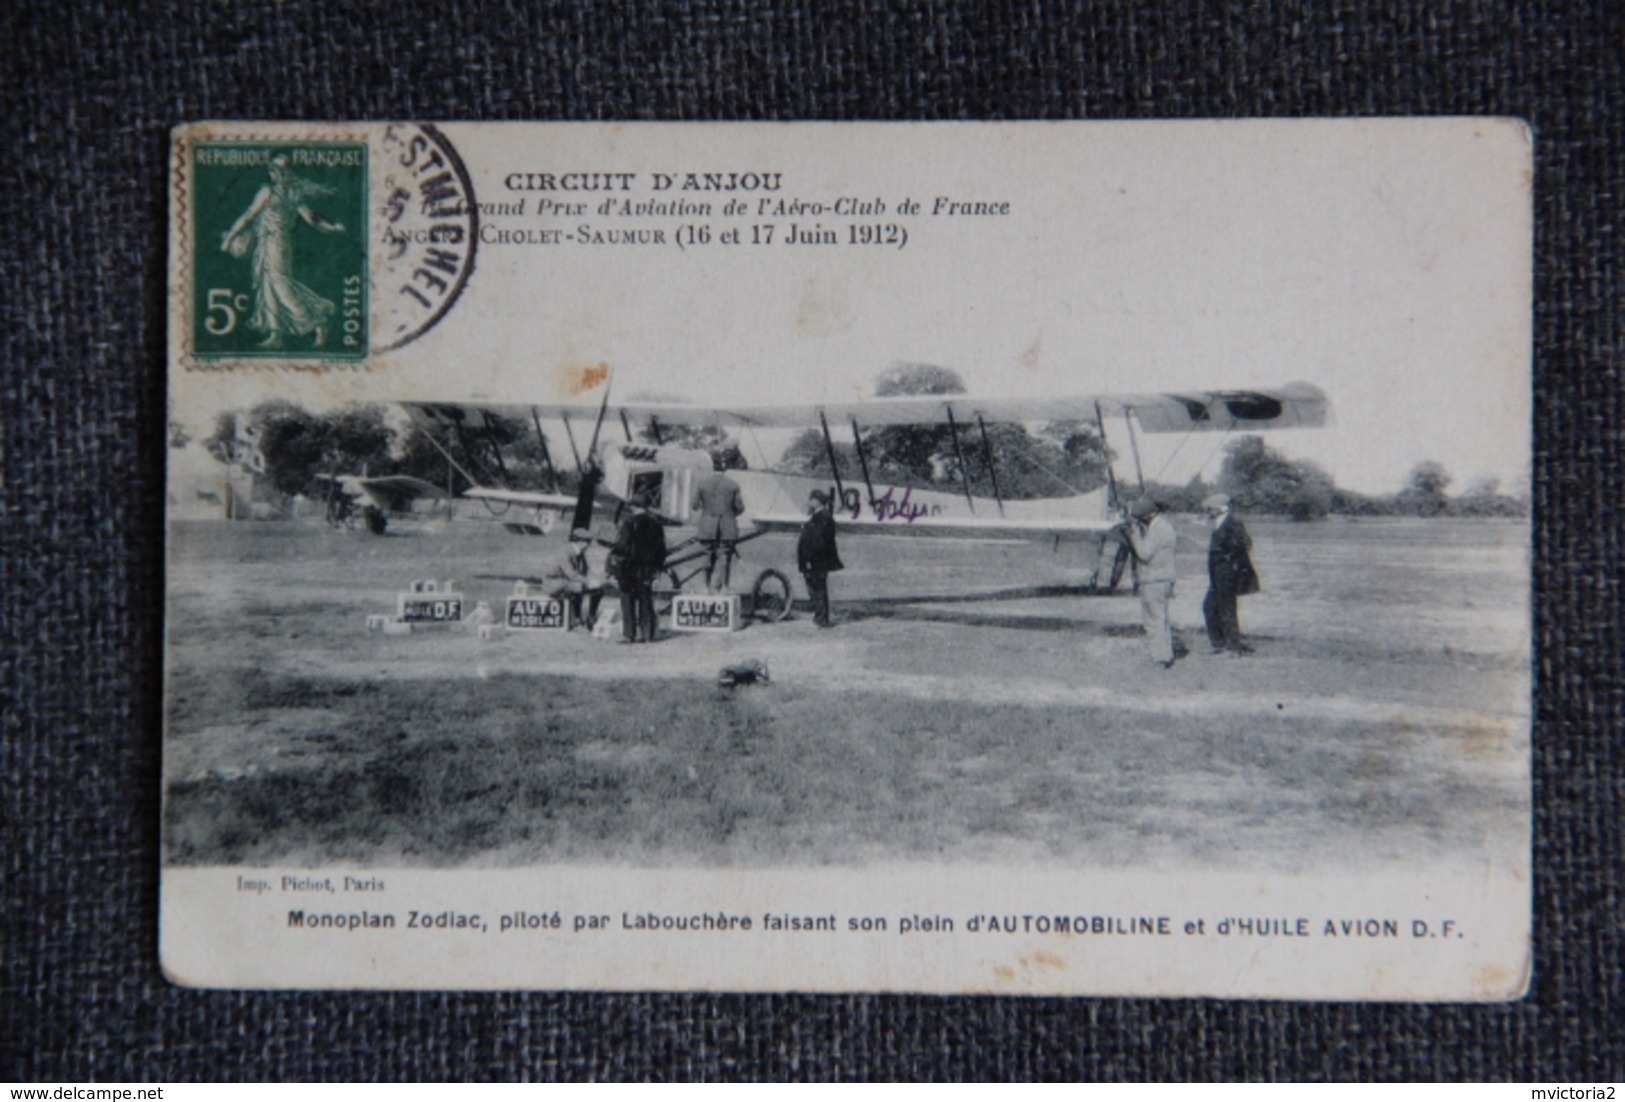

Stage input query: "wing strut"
[
  {"left": 944, "top": 406, "right": 976, "bottom": 514},
  {"left": 478, "top": 413, "right": 513, "bottom": 485},
  {"left": 570, "top": 463, "right": 601, "bottom": 533},
  {"left": 1124, "top": 411, "right": 1146, "bottom": 495},
  {"left": 619, "top": 411, "right": 633, "bottom": 443},
  {"left": 818, "top": 410, "right": 846, "bottom": 507},
  {"left": 414, "top": 423, "right": 485, "bottom": 490},
  {"left": 850, "top": 418, "right": 878, "bottom": 515},
  {"left": 584, "top": 382, "right": 613, "bottom": 467},
  {"left": 530, "top": 406, "right": 559, "bottom": 493},
  {"left": 446, "top": 421, "right": 481, "bottom": 480},
  {"left": 975, "top": 414, "right": 1005, "bottom": 517},
  {"left": 648, "top": 415, "right": 665, "bottom": 446},
  {"left": 1095, "top": 400, "right": 1122, "bottom": 513},
  {"left": 569, "top": 383, "right": 615, "bottom": 531},
  {"left": 560, "top": 413, "right": 582, "bottom": 471}
]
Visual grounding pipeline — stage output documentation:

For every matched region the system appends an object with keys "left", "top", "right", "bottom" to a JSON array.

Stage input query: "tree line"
[
  {"left": 201, "top": 400, "right": 577, "bottom": 502},
  {"left": 1139, "top": 441, "right": 1526, "bottom": 520}
]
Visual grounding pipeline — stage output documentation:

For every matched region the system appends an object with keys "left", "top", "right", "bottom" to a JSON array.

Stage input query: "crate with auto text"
[
  {"left": 365, "top": 579, "right": 464, "bottom": 634},
  {"left": 671, "top": 594, "right": 741, "bottom": 632},
  {"left": 503, "top": 581, "right": 572, "bottom": 636}
]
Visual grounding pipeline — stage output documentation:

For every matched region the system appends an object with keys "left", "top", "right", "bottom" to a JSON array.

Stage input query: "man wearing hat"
[
  {"left": 538, "top": 527, "right": 597, "bottom": 629},
  {"left": 1202, "top": 493, "right": 1259, "bottom": 655},
  {"left": 1123, "top": 496, "right": 1179, "bottom": 667},
  {"left": 797, "top": 489, "right": 843, "bottom": 628},
  {"left": 691, "top": 449, "right": 747, "bottom": 592},
  {"left": 612, "top": 491, "right": 668, "bottom": 642}
]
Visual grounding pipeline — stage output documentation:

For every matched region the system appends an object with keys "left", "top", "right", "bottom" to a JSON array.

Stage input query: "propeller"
[{"left": 570, "top": 375, "right": 614, "bottom": 533}]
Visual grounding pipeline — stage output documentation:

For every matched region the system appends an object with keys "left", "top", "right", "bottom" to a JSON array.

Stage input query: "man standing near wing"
[
  {"left": 798, "top": 490, "right": 843, "bottom": 628},
  {"left": 690, "top": 450, "right": 746, "bottom": 592},
  {"left": 1122, "top": 496, "right": 1179, "bottom": 668},
  {"left": 613, "top": 493, "right": 667, "bottom": 643},
  {"left": 1202, "top": 493, "right": 1259, "bottom": 655}
]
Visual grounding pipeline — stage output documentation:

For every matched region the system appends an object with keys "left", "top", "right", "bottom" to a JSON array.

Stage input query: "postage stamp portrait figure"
[{"left": 191, "top": 143, "right": 368, "bottom": 360}]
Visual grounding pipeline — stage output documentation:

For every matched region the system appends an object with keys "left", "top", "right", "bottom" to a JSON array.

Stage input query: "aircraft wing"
[
  {"left": 748, "top": 512, "right": 1118, "bottom": 540},
  {"left": 461, "top": 487, "right": 580, "bottom": 510},
  {"left": 456, "top": 486, "right": 593, "bottom": 536},
  {"left": 401, "top": 382, "right": 1327, "bottom": 540},
  {"left": 317, "top": 474, "right": 448, "bottom": 512},
  {"left": 403, "top": 382, "right": 1329, "bottom": 434},
  {"left": 355, "top": 475, "right": 447, "bottom": 498},
  {"left": 461, "top": 485, "right": 690, "bottom": 534}
]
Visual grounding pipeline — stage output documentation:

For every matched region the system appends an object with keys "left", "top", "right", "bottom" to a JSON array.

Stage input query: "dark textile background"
[{"left": 3, "top": 0, "right": 1619, "bottom": 1082}]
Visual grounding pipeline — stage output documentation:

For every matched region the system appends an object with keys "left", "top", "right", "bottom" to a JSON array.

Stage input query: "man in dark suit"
[
  {"left": 1202, "top": 493, "right": 1259, "bottom": 655},
  {"left": 797, "top": 489, "right": 843, "bottom": 628},
  {"left": 613, "top": 493, "right": 667, "bottom": 643}
]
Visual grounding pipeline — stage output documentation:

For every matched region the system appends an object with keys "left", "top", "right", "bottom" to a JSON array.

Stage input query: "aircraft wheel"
[
  {"left": 364, "top": 506, "right": 388, "bottom": 535},
  {"left": 750, "top": 569, "right": 793, "bottom": 622}
]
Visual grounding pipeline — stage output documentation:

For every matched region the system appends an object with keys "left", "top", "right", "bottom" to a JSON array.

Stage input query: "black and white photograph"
[{"left": 161, "top": 120, "right": 1531, "bottom": 997}]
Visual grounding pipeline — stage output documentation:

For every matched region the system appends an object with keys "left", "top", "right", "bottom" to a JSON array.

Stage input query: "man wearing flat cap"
[
  {"left": 691, "top": 449, "right": 746, "bottom": 593},
  {"left": 538, "top": 526, "right": 596, "bottom": 628},
  {"left": 1202, "top": 493, "right": 1259, "bottom": 655},
  {"left": 797, "top": 489, "right": 843, "bottom": 628},
  {"left": 1123, "top": 496, "right": 1179, "bottom": 667}
]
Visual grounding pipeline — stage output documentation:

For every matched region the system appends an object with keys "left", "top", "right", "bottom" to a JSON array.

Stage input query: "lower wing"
[
  {"left": 463, "top": 487, "right": 580, "bottom": 511},
  {"left": 750, "top": 512, "right": 1118, "bottom": 541}
]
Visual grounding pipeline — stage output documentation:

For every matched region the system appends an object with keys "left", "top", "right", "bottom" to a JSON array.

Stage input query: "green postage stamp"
[
  {"left": 178, "top": 123, "right": 476, "bottom": 364},
  {"left": 189, "top": 142, "right": 369, "bottom": 360}
]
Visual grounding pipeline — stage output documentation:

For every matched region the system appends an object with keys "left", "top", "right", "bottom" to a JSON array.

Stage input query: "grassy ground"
[{"left": 163, "top": 514, "right": 1529, "bottom": 872}]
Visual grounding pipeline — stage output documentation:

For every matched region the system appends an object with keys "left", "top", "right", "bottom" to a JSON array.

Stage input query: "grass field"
[{"left": 163, "top": 514, "right": 1529, "bottom": 873}]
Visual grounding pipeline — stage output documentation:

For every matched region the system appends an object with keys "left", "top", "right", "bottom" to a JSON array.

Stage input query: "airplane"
[
  {"left": 400, "top": 381, "right": 1331, "bottom": 617},
  {"left": 314, "top": 471, "right": 450, "bottom": 534}
]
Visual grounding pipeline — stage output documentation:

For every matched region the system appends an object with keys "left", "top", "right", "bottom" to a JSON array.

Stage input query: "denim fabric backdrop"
[{"left": 3, "top": 0, "right": 1619, "bottom": 1081}]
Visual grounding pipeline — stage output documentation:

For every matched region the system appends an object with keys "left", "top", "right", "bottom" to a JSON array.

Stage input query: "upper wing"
[
  {"left": 403, "top": 382, "right": 1329, "bottom": 435},
  {"left": 1094, "top": 382, "right": 1332, "bottom": 434}
]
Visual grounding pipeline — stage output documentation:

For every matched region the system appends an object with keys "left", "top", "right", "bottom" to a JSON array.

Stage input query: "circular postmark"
[{"left": 374, "top": 123, "right": 478, "bottom": 353}]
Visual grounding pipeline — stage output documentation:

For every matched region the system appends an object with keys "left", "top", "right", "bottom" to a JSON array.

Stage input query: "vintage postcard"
[{"left": 163, "top": 120, "right": 1531, "bottom": 997}]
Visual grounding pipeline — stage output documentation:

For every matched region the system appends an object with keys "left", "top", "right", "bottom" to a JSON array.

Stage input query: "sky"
[{"left": 173, "top": 120, "right": 1532, "bottom": 496}]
